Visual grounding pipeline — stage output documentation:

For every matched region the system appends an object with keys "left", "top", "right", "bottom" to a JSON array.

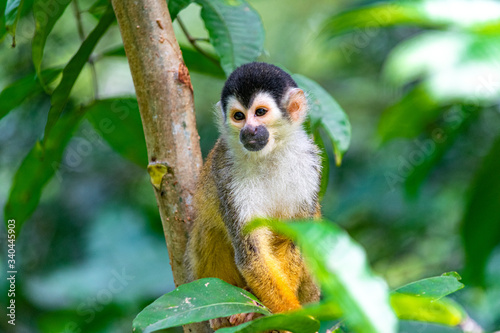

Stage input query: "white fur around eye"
[{"left": 249, "top": 92, "right": 282, "bottom": 121}]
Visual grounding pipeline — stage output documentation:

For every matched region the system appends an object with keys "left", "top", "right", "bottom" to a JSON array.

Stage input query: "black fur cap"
[{"left": 220, "top": 62, "right": 298, "bottom": 115}]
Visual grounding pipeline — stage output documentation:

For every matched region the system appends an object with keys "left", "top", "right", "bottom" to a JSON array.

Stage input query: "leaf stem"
[
  {"left": 176, "top": 16, "right": 219, "bottom": 65},
  {"left": 72, "top": 0, "right": 100, "bottom": 100},
  {"left": 72, "top": 0, "right": 86, "bottom": 40}
]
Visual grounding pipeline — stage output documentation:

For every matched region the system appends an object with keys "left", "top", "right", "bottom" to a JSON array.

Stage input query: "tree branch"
[{"left": 110, "top": 2, "right": 206, "bottom": 330}]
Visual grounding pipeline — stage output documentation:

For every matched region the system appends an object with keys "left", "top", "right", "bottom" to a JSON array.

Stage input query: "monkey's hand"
[
  {"left": 209, "top": 300, "right": 263, "bottom": 330},
  {"left": 209, "top": 313, "right": 261, "bottom": 330}
]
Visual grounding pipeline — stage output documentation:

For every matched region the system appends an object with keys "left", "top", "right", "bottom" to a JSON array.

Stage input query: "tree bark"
[{"left": 110, "top": 3, "right": 210, "bottom": 332}]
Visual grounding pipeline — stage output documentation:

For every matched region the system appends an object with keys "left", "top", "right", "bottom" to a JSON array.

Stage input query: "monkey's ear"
[
  {"left": 285, "top": 88, "right": 307, "bottom": 123},
  {"left": 214, "top": 101, "right": 225, "bottom": 128},
  {"left": 215, "top": 101, "right": 224, "bottom": 120},
  {"left": 216, "top": 101, "right": 222, "bottom": 114}
]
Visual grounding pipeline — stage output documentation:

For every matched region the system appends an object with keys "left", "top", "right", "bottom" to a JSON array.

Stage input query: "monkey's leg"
[
  {"left": 188, "top": 223, "right": 251, "bottom": 331},
  {"left": 297, "top": 267, "right": 320, "bottom": 305},
  {"left": 188, "top": 221, "right": 245, "bottom": 287},
  {"left": 235, "top": 228, "right": 303, "bottom": 314}
]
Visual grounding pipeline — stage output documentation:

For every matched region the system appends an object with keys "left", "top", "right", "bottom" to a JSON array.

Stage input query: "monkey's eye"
[
  {"left": 233, "top": 112, "right": 245, "bottom": 121},
  {"left": 255, "top": 108, "right": 267, "bottom": 116}
]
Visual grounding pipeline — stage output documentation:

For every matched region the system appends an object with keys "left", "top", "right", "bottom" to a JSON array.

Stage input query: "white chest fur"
[{"left": 227, "top": 131, "right": 320, "bottom": 222}]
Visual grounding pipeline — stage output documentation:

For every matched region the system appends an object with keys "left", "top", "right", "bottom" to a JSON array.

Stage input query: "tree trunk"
[{"left": 110, "top": 0, "right": 209, "bottom": 331}]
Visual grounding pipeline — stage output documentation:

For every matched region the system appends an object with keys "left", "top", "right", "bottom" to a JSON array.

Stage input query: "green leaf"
[
  {"left": 424, "top": 40, "right": 500, "bottom": 105},
  {"left": 404, "top": 105, "right": 479, "bottom": 197},
  {"left": 393, "top": 273, "right": 464, "bottom": 301},
  {"left": 384, "top": 32, "right": 500, "bottom": 106},
  {"left": 217, "top": 313, "right": 320, "bottom": 333},
  {"left": 101, "top": 45, "right": 127, "bottom": 57},
  {"left": 462, "top": 134, "right": 500, "bottom": 286},
  {"left": 299, "top": 301, "right": 343, "bottom": 321},
  {"left": 399, "top": 321, "right": 462, "bottom": 333},
  {"left": 4, "top": 108, "right": 85, "bottom": 230},
  {"left": 87, "top": 0, "right": 110, "bottom": 20},
  {"left": 322, "top": 3, "right": 444, "bottom": 38},
  {"left": 32, "top": 0, "right": 72, "bottom": 81},
  {"left": 0, "top": 68, "right": 61, "bottom": 122},
  {"left": 383, "top": 31, "right": 467, "bottom": 88},
  {"left": 196, "top": 0, "right": 264, "bottom": 76},
  {"left": 42, "top": 5, "right": 115, "bottom": 142},
  {"left": 293, "top": 74, "right": 351, "bottom": 166},
  {"left": 473, "top": 20, "right": 500, "bottom": 35},
  {"left": 4, "top": 0, "right": 25, "bottom": 44},
  {"left": 390, "top": 294, "right": 465, "bottom": 326},
  {"left": 133, "top": 278, "right": 271, "bottom": 333},
  {"left": 292, "top": 289, "right": 467, "bottom": 328},
  {"left": 85, "top": 98, "right": 147, "bottom": 167},
  {"left": 293, "top": 280, "right": 466, "bottom": 328},
  {"left": 247, "top": 220, "right": 398, "bottom": 333},
  {"left": 314, "top": 129, "right": 329, "bottom": 200},
  {"left": 322, "top": 1, "right": 500, "bottom": 37},
  {"left": 179, "top": 46, "right": 225, "bottom": 78},
  {"left": 168, "top": 0, "right": 193, "bottom": 21},
  {"left": 378, "top": 85, "right": 441, "bottom": 143},
  {"left": 0, "top": 0, "right": 7, "bottom": 41}
]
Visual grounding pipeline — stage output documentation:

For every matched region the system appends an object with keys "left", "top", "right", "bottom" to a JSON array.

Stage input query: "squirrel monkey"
[{"left": 186, "top": 62, "right": 321, "bottom": 330}]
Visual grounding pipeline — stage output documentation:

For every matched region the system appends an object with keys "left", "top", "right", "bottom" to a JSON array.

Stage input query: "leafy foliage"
[
  {"left": 247, "top": 219, "right": 397, "bottom": 333},
  {"left": 323, "top": 0, "right": 500, "bottom": 36},
  {"left": 323, "top": 0, "right": 500, "bottom": 286},
  {"left": 4, "top": 0, "right": 25, "bottom": 43},
  {"left": 196, "top": 0, "right": 265, "bottom": 76},
  {"left": 377, "top": 86, "right": 441, "bottom": 144},
  {"left": 4, "top": 108, "right": 85, "bottom": 228},
  {"left": 85, "top": 98, "right": 147, "bottom": 167},
  {"left": 390, "top": 294, "right": 464, "bottom": 327},
  {"left": 217, "top": 313, "right": 320, "bottom": 333},
  {"left": 133, "top": 278, "right": 271, "bottom": 333},
  {"left": 168, "top": 0, "right": 193, "bottom": 21},
  {"left": 2, "top": 0, "right": 348, "bottom": 237},
  {"left": 294, "top": 74, "right": 351, "bottom": 165},
  {"left": 32, "top": 0, "right": 72, "bottom": 84},
  {"left": 1, "top": 0, "right": 498, "bottom": 331},
  {"left": 462, "top": 135, "right": 500, "bottom": 286},
  {"left": 0, "top": 68, "right": 61, "bottom": 121},
  {"left": 390, "top": 273, "right": 466, "bottom": 326},
  {"left": 42, "top": 4, "right": 114, "bottom": 141},
  {"left": 134, "top": 220, "right": 470, "bottom": 332},
  {"left": 393, "top": 272, "right": 464, "bottom": 300},
  {"left": 0, "top": 0, "right": 7, "bottom": 40}
]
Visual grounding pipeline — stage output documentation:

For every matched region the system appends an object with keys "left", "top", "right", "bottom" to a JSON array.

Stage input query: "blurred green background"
[{"left": 1, "top": 0, "right": 500, "bottom": 332}]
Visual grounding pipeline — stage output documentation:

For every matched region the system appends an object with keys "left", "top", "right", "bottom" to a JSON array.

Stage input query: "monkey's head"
[{"left": 218, "top": 62, "right": 308, "bottom": 155}]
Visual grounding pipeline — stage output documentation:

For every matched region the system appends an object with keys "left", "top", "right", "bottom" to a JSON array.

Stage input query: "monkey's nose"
[
  {"left": 244, "top": 125, "right": 258, "bottom": 136},
  {"left": 240, "top": 125, "right": 269, "bottom": 151}
]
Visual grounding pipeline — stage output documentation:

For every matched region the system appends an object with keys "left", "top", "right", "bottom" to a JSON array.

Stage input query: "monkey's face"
[
  {"left": 223, "top": 88, "right": 307, "bottom": 154},
  {"left": 225, "top": 92, "right": 276, "bottom": 152}
]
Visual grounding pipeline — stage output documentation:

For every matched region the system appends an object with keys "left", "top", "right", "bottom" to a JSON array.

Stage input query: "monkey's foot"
[
  {"left": 209, "top": 317, "right": 231, "bottom": 330},
  {"left": 229, "top": 312, "right": 262, "bottom": 326},
  {"left": 209, "top": 312, "right": 261, "bottom": 330}
]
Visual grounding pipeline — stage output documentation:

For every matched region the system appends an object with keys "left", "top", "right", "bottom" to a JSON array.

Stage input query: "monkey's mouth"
[{"left": 242, "top": 139, "right": 268, "bottom": 151}]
